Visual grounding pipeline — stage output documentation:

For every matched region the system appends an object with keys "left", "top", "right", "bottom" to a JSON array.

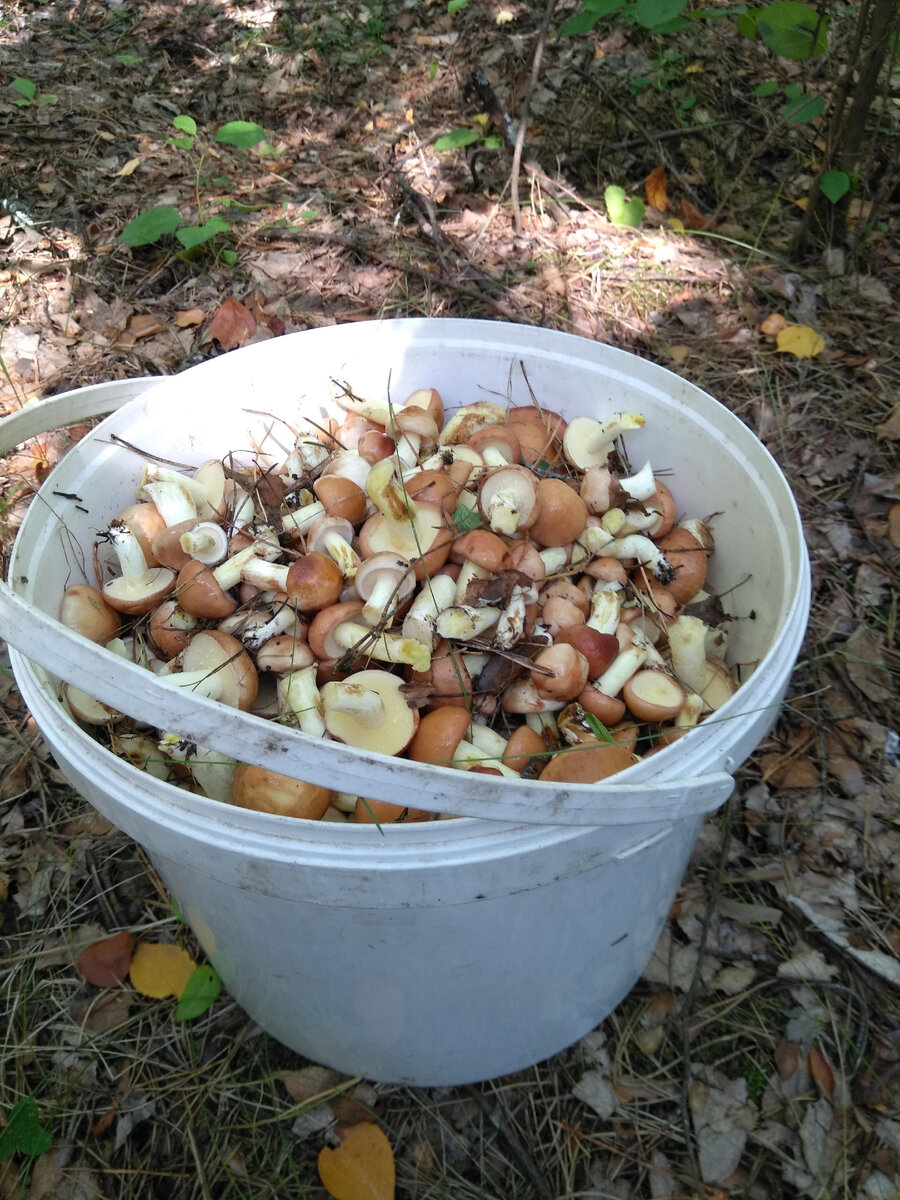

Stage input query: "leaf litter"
[{"left": 0, "top": 0, "right": 898, "bottom": 1197}]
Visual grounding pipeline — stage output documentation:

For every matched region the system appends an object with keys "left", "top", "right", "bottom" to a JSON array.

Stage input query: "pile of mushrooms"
[{"left": 57, "top": 384, "right": 738, "bottom": 823}]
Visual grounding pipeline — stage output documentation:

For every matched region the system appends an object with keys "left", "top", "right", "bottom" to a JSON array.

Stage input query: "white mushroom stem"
[
  {"left": 331, "top": 621, "right": 431, "bottom": 672},
  {"left": 320, "top": 680, "right": 385, "bottom": 724},
  {"left": 493, "top": 584, "right": 535, "bottom": 650},
  {"left": 227, "top": 483, "right": 257, "bottom": 530},
  {"left": 600, "top": 507, "right": 627, "bottom": 536},
  {"left": 577, "top": 524, "right": 615, "bottom": 556},
  {"left": 161, "top": 667, "right": 225, "bottom": 702},
  {"left": 453, "top": 560, "right": 490, "bottom": 605},
  {"left": 402, "top": 574, "right": 458, "bottom": 645},
  {"left": 468, "top": 723, "right": 508, "bottom": 757},
  {"left": 366, "top": 457, "right": 416, "bottom": 524},
  {"left": 239, "top": 556, "right": 290, "bottom": 594},
  {"left": 207, "top": 544, "right": 278, "bottom": 593},
  {"left": 619, "top": 460, "right": 657, "bottom": 501},
  {"left": 287, "top": 433, "right": 331, "bottom": 476},
  {"left": 314, "top": 527, "right": 360, "bottom": 581},
  {"left": 179, "top": 521, "right": 229, "bottom": 564},
  {"left": 667, "top": 614, "right": 709, "bottom": 694},
  {"left": 141, "top": 464, "right": 210, "bottom": 506},
  {"left": 593, "top": 645, "right": 648, "bottom": 697},
  {"left": 108, "top": 520, "right": 155, "bottom": 586},
  {"left": 586, "top": 587, "right": 622, "bottom": 635},
  {"left": 282, "top": 499, "right": 326, "bottom": 537},
  {"left": 332, "top": 386, "right": 392, "bottom": 426},
  {"left": 604, "top": 534, "right": 675, "bottom": 584},
  {"left": 277, "top": 665, "right": 326, "bottom": 738},
  {"left": 539, "top": 546, "right": 569, "bottom": 575},
  {"left": 451, "top": 739, "right": 520, "bottom": 776},
  {"left": 482, "top": 487, "right": 524, "bottom": 536},
  {"left": 241, "top": 605, "right": 302, "bottom": 653},
  {"left": 140, "top": 479, "right": 198, "bottom": 526},
  {"left": 525, "top": 711, "right": 558, "bottom": 737},
  {"left": 673, "top": 691, "right": 704, "bottom": 730},
  {"left": 434, "top": 605, "right": 502, "bottom": 642}
]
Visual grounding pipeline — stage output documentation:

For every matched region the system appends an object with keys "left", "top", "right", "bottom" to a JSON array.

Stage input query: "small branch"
[{"left": 510, "top": 0, "right": 560, "bottom": 235}]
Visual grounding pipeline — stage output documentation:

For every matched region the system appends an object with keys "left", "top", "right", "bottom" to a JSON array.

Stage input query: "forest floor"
[{"left": 0, "top": 0, "right": 898, "bottom": 1198}]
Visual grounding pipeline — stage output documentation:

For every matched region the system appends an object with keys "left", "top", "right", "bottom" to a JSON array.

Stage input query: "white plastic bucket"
[{"left": 0, "top": 320, "right": 809, "bottom": 1085}]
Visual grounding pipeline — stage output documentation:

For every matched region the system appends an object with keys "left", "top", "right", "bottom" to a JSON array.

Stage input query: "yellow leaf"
[
  {"left": 775, "top": 324, "right": 825, "bottom": 359},
  {"left": 472, "top": 112, "right": 490, "bottom": 129},
  {"left": 318, "top": 1123, "right": 395, "bottom": 1200},
  {"left": 685, "top": 62, "right": 704, "bottom": 74},
  {"left": 792, "top": 196, "right": 809, "bottom": 211},
  {"left": 669, "top": 344, "right": 691, "bottom": 363},
  {"left": 667, "top": 217, "right": 685, "bottom": 232},
  {"left": 645, "top": 165, "right": 668, "bottom": 213},
  {"left": 129, "top": 943, "right": 197, "bottom": 999},
  {"left": 496, "top": 8, "right": 515, "bottom": 23},
  {"left": 114, "top": 157, "right": 141, "bottom": 178}
]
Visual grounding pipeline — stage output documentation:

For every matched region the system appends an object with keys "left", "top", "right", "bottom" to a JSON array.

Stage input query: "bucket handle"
[{"left": 1, "top": 382, "right": 735, "bottom": 828}]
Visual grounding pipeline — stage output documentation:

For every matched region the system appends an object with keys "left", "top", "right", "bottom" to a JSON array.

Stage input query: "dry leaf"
[
  {"left": 759, "top": 753, "right": 819, "bottom": 788},
  {"left": 317, "top": 1122, "right": 396, "bottom": 1200},
  {"left": 76, "top": 930, "right": 135, "bottom": 987},
  {"left": 843, "top": 626, "right": 894, "bottom": 704},
  {"left": 668, "top": 344, "right": 690, "bottom": 363},
  {"left": 760, "top": 312, "right": 788, "bottom": 335},
  {"left": 92, "top": 1105, "right": 117, "bottom": 1137},
  {"left": 129, "top": 942, "right": 196, "bottom": 999},
  {"left": 680, "top": 199, "right": 715, "bottom": 230},
  {"left": 775, "top": 324, "right": 825, "bottom": 358},
  {"left": 875, "top": 404, "right": 900, "bottom": 440},
  {"left": 113, "top": 157, "right": 141, "bottom": 178},
  {"left": 646, "top": 166, "right": 668, "bottom": 213},
  {"left": 888, "top": 503, "right": 900, "bottom": 550},
  {"left": 119, "top": 313, "right": 166, "bottom": 348},
  {"left": 775, "top": 1039, "right": 802, "bottom": 1079},
  {"left": 175, "top": 307, "right": 207, "bottom": 328},
  {"left": 280, "top": 1064, "right": 347, "bottom": 1105},
  {"left": 808, "top": 1045, "right": 835, "bottom": 1102},
  {"left": 207, "top": 296, "right": 257, "bottom": 350},
  {"left": 73, "top": 989, "right": 133, "bottom": 1034}
]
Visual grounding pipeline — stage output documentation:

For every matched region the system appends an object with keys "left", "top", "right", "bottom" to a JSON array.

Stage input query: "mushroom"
[
  {"left": 636, "top": 522, "right": 712, "bottom": 607},
  {"left": 159, "top": 736, "right": 237, "bottom": 804},
  {"left": 530, "top": 643, "right": 590, "bottom": 703},
  {"left": 101, "top": 520, "right": 176, "bottom": 615},
  {"left": 308, "top": 599, "right": 431, "bottom": 672},
  {"left": 529, "top": 478, "right": 589, "bottom": 547},
  {"left": 322, "top": 669, "right": 419, "bottom": 755},
  {"left": 438, "top": 400, "right": 507, "bottom": 447},
  {"left": 59, "top": 584, "right": 121, "bottom": 644},
  {"left": 506, "top": 405, "right": 567, "bottom": 469},
  {"left": 407, "top": 638, "right": 473, "bottom": 709},
  {"left": 477, "top": 465, "right": 539, "bottom": 536},
  {"left": 178, "top": 520, "right": 230, "bottom": 565},
  {"left": 277, "top": 662, "right": 326, "bottom": 737},
  {"left": 467, "top": 424, "right": 521, "bottom": 467},
  {"left": 147, "top": 598, "right": 199, "bottom": 659},
  {"left": 238, "top": 551, "right": 343, "bottom": 614},
  {"left": 406, "top": 706, "right": 501, "bottom": 771},
  {"left": 117, "top": 502, "right": 166, "bottom": 566},
  {"left": 359, "top": 458, "right": 453, "bottom": 580},
  {"left": 174, "top": 544, "right": 262, "bottom": 619},
  {"left": 306, "top": 514, "right": 361, "bottom": 583},
  {"left": 311, "top": 474, "right": 368, "bottom": 525},
  {"left": 562, "top": 413, "right": 645, "bottom": 472},
  {"left": 622, "top": 669, "right": 686, "bottom": 723},
  {"left": 401, "top": 573, "right": 458, "bottom": 646},
  {"left": 162, "top": 629, "right": 258, "bottom": 711},
  {"left": 354, "top": 553, "right": 416, "bottom": 627},
  {"left": 538, "top": 738, "right": 637, "bottom": 784},
  {"left": 231, "top": 764, "right": 334, "bottom": 820}
]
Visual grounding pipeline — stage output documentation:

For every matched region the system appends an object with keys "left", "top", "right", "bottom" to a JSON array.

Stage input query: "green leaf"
[
  {"left": 167, "top": 135, "right": 194, "bottom": 150},
  {"left": 753, "top": 79, "right": 779, "bottom": 96},
  {"left": 219, "top": 249, "right": 238, "bottom": 266},
  {"left": 605, "top": 184, "right": 645, "bottom": 228},
  {"left": 448, "top": 0, "right": 468, "bottom": 11},
  {"left": 434, "top": 128, "right": 481, "bottom": 151},
  {"left": 756, "top": 1, "right": 829, "bottom": 59},
  {"left": 119, "top": 206, "right": 182, "bottom": 247},
  {"left": 176, "top": 964, "right": 222, "bottom": 1020},
  {"left": 482, "top": 135, "right": 503, "bottom": 149},
  {"left": 820, "top": 170, "right": 850, "bottom": 203},
  {"left": 36, "top": 94, "right": 58, "bottom": 105},
  {"left": 0, "top": 1098, "right": 52, "bottom": 1162},
  {"left": 172, "top": 114, "right": 197, "bottom": 136},
  {"left": 452, "top": 504, "right": 483, "bottom": 534},
  {"left": 114, "top": 53, "right": 144, "bottom": 65},
  {"left": 584, "top": 713, "right": 616, "bottom": 743},
  {"left": 174, "top": 216, "right": 230, "bottom": 249},
  {"left": 783, "top": 81, "right": 803, "bottom": 99},
  {"left": 11, "top": 78, "right": 36, "bottom": 101},
  {"left": 782, "top": 92, "right": 824, "bottom": 123},
  {"left": 215, "top": 121, "right": 267, "bottom": 148},
  {"left": 558, "top": 10, "right": 603, "bottom": 35},
  {"left": 635, "top": 0, "right": 686, "bottom": 29},
  {"left": 734, "top": 9, "right": 759, "bottom": 38},
  {"left": 582, "top": 0, "right": 629, "bottom": 11}
]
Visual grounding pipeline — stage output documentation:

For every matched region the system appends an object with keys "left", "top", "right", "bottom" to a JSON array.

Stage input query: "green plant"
[
  {"left": 9, "top": 77, "right": 57, "bottom": 106},
  {"left": 119, "top": 115, "right": 268, "bottom": 263},
  {"left": 435, "top": 122, "right": 503, "bottom": 153},
  {"left": 0, "top": 1096, "right": 52, "bottom": 1162}
]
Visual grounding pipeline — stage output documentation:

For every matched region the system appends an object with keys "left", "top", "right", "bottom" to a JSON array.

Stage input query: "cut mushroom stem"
[
  {"left": 605, "top": 534, "right": 675, "bottom": 584},
  {"left": 592, "top": 644, "right": 649, "bottom": 697},
  {"left": 434, "top": 604, "right": 502, "bottom": 642},
  {"left": 667, "top": 613, "right": 709, "bottom": 694},
  {"left": 179, "top": 521, "right": 229, "bottom": 564},
  {"left": 330, "top": 620, "right": 432, "bottom": 672},
  {"left": 585, "top": 587, "right": 622, "bottom": 635},
  {"left": 140, "top": 479, "right": 198, "bottom": 527},
  {"left": 277, "top": 664, "right": 326, "bottom": 738},
  {"left": 402, "top": 573, "right": 458, "bottom": 645}
]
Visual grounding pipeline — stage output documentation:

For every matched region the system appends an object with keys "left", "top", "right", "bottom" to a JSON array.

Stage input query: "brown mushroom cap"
[
  {"left": 500, "top": 724, "right": 547, "bottom": 773},
  {"left": 477, "top": 466, "right": 539, "bottom": 535},
  {"left": 59, "top": 584, "right": 121, "bottom": 644},
  {"left": 538, "top": 739, "right": 637, "bottom": 784},
  {"left": 117, "top": 502, "right": 166, "bottom": 567},
  {"left": 506, "top": 406, "right": 567, "bottom": 468},
  {"left": 407, "top": 705, "right": 472, "bottom": 768},
  {"left": 353, "top": 797, "right": 432, "bottom": 824},
  {"left": 529, "top": 478, "right": 589, "bottom": 547},
  {"left": 147, "top": 598, "right": 198, "bottom": 659},
  {"left": 556, "top": 626, "right": 620, "bottom": 678},
  {"left": 285, "top": 552, "right": 343, "bottom": 612},
  {"left": 636, "top": 524, "right": 710, "bottom": 608},
  {"left": 231, "top": 764, "right": 333, "bottom": 820},
  {"left": 450, "top": 528, "right": 509, "bottom": 573},
  {"left": 175, "top": 559, "right": 238, "bottom": 619},
  {"left": 575, "top": 683, "right": 627, "bottom": 726},
  {"left": 531, "top": 642, "right": 590, "bottom": 702},
  {"left": 151, "top": 518, "right": 203, "bottom": 572},
  {"left": 312, "top": 474, "right": 367, "bottom": 525},
  {"left": 407, "top": 638, "right": 473, "bottom": 709}
]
